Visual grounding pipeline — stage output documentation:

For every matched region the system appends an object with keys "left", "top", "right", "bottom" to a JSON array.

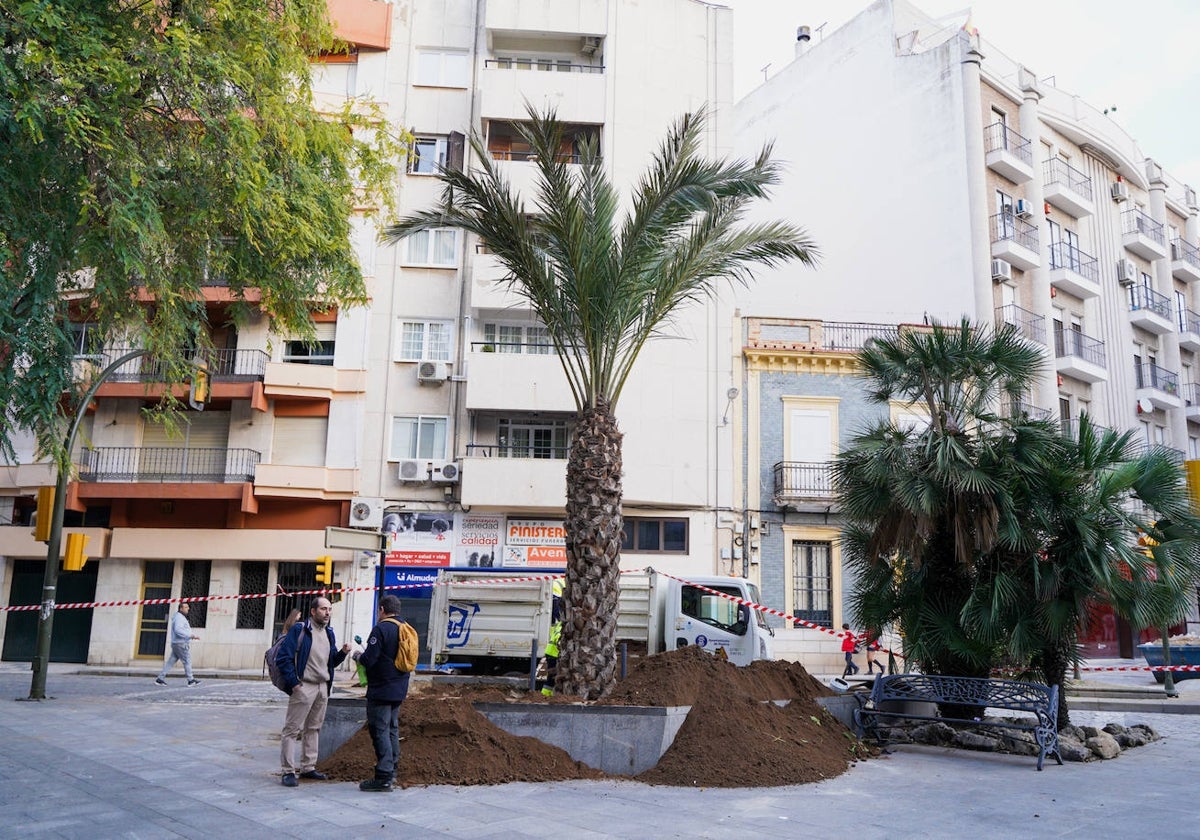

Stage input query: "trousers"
[
  {"left": 280, "top": 680, "right": 329, "bottom": 774},
  {"left": 366, "top": 699, "right": 403, "bottom": 781},
  {"left": 158, "top": 643, "right": 192, "bottom": 680}
]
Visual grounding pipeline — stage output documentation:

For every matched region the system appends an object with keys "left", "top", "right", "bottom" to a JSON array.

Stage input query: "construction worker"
[{"left": 540, "top": 578, "right": 565, "bottom": 696}]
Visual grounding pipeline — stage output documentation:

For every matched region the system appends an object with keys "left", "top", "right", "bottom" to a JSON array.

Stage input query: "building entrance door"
[{"left": 2, "top": 558, "right": 97, "bottom": 662}]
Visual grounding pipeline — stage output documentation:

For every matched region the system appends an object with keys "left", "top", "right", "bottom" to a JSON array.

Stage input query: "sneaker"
[
  {"left": 281, "top": 773, "right": 298, "bottom": 788},
  {"left": 154, "top": 678, "right": 167, "bottom": 686},
  {"left": 359, "top": 778, "right": 392, "bottom": 792},
  {"left": 299, "top": 770, "right": 327, "bottom": 781},
  {"left": 187, "top": 679, "right": 201, "bottom": 686}
]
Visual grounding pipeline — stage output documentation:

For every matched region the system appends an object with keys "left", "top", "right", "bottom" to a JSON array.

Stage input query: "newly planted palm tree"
[{"left": 384, "top": 106, "right": 816, "bottom": 699}]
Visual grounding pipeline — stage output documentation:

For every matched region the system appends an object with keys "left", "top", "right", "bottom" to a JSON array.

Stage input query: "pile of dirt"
[{"left": 318, "top": 646, "right": 866, "bottom": 788}]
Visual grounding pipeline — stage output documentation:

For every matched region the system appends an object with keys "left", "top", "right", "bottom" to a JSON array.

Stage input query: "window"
[
  {"left": 498, "top": 417, "right": 569, "bottom": 459},
  {"left": 620, "top": 517, "right": 688, "bottom": 553},
  {"left": 403, "top": 228, "right": 458, "bottom": 267},
  {"left": 236, "top": 561, "right": 269, "bottom": 629},
  {"left": 791, "top": 541, "right": 832, "bottom": 629},
  {"left": 68, "top": 322, "right": 101, "bottom": 356},
  {"left": 390, "top": 415, "right": 448, "bottom": 460},
  {"left": 409, "top": 136, "right": 448, "bottom": 175},
  {"left": 482, "top": 322, "right": 553, "bottom": 354},
  {"left": 181, "top": 560, "right": 211, "bottom": 629},
  {"left": 680, "top": 584, "right": 749, "bottom": 636},
  {"left": 416, "top": 50, "right": 469, "bottom": 87},
  {"left": 396, "top": 320, "right": 452, "bottom": 361},
  {"left": 283, "top": 323, "right": 336, "bottom": 365}
]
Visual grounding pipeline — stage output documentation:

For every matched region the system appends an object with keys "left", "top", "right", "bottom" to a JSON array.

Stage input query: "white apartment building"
[
  {"left": 732, "top": 0, "right": 1200, "bottom": 669},
  {"left": 0, "top": 0, "right": 741, "bottom": 670}
]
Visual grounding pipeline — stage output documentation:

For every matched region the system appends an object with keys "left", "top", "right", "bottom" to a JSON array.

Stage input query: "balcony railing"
[
  {"left": 488, "top": 150, "right": 585, "bottom": 164},
  {"left": 1134, "top": 363, "right": 1180, "bottom": 396},
  {"left": 78, "top": 447, "right": 260, "bottom": 482},
  {"left": 990, "top": 212, "right": 1039, "bottom": 252},
  {"left": 1183, "top": 382, "right": 1200, "bottom": 408},
  {"left": 773, "top": 461, "right": 834, "bottom": 502},
  {"left": 466, "top": 443, "right": 569, "bottom": 459},
  {"left": 983, "top": 122, "right": 1032, "bottom": 166},
  {"left": 818, "top": 322, "right": 903, "bottom": 352},
  {"left": 1179, "top": 308, "right": 1200, "bottom": 335},
  {"left": 471, "top": 340, "right": 556, "bottom": 356},
  {"left": 996, "top": 304, "right": 1045, "bottom": 345},
  {"left": 1048, "top": 241, "right": 1099, "bottom": 281},
  {"left": 484, "top": 59, "right": 604, "bottom": 74},
  {"left": 1042, "top": 158, "right": 1093, "bottom": 202},
  {"left": 1174, "top": 238, "right": 1200, "bottom": 269},
  {"left": 90, "top": 348, "right": 269, "bottom": 382},
  {"left": 1127, "top": 284, "right": 1172, "bottom": 319},
  {"left": 1007, "top": 398, "right": 1052, "bottom": 421},
  {"left": 1122, "top": 209, "right": 1166, "bottom": 246},
  {"left": 1054, "top": 329, "right": 1105, "bottom": 366}
]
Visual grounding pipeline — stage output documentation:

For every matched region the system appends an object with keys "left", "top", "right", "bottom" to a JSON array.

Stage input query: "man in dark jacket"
[
  {"left": 353, "top": 594, "right": 411, "bottom": 792},
  {"left": 276, "top": 596, "right": 350, "bottom": 787}
]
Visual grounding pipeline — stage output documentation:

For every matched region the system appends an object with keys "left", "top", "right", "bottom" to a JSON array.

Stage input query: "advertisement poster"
[
  {"left": 503, "top": 518, "right": 567, "bottom": 568},
  {"left": 454, "top": 513, "right": 503, "bottom": 567},
  {"left": 383, "top": 511, "right": 455, "bottom": 566}
]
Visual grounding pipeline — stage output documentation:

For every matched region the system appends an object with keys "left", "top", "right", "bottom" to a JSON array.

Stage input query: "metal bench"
[{"left": 853, "top": 673, "right": 1063, "bottom": 770}]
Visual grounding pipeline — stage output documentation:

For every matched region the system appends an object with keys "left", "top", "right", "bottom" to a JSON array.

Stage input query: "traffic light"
[
  {"left": 315, "top": 555, "right": 333, "bottom": 585},
  {"left": 188, "top": 360, "right": 210, "bottom": 410},
  {"left": 33, "top": 486, "right": 54, "bottom": 542},
  {"left": 64, "top": 532, "right": 90, "bottom": 572}
]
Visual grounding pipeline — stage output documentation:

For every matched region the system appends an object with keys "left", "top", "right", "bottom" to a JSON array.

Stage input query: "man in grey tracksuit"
[{"left": 155, "top": 603, "right": 200, "bottom": 686}]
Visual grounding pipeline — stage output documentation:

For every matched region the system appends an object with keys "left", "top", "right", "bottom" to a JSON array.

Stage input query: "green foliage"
[{"left": 1, "top": 0, "right": 404, "bottom": 463}]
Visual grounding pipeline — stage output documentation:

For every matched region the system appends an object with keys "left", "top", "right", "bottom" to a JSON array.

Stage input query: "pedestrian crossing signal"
[
  {"left": 33, "top": 486, "right": 54, "bottom": 542},
  {"left": 189, "top": 360, "right": 211, "bottom": 410}
]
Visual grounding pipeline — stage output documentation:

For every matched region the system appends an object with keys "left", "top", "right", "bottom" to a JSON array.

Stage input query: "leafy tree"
[
  {"left": 1, "top": 0, "right": 402, "bottom": 464},
  {"left": 384, "top": 106, "right": 816, "bottom": 699}
]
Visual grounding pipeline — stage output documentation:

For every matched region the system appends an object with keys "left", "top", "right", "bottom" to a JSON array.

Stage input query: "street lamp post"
[{"left": 28, "top": 350, "right": 147, "bottom": 700}]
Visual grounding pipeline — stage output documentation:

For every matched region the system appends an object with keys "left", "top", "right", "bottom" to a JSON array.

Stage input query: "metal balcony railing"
[
  {"left": 484, "top": 59, "right": 604, "bottom": 74},
  {"left": 78, "top": 447, "right": 260, "bottom": 482},
  {"left": 996, "top": 304, "right": 1046, "bottom": 345},
  {"left": 1042, "top": 158, "right": 1094, "bottom": 201},
  {"left": 818, "top": 322, "right": 903, "bottom": 352},
  {"left": 471, "top": 340, "right": 556, "bottom": 356},
  {"left": 1182, "top": 382, "right": 1200, "bottom": 408},
  {"left": 1127, "top": 284, "right": 1172, "bottom": 319},
  {"left": 488, "top": 150, "right": 585, "bottom": 164},
  {"left": 465, "top": 443, "right": 569, "bottom": 460},
  {"left": 1134, "top": 363, "right": 1180, "bottom": 396},
  {"left": 1122, "top": 208, "right": 1166, "bottom": 246},
  {"left": 1173, "top": 238, "right": 1200, "bottom": 269},
  {"left": 1054, "top": 329, "right": 1106, "bottom": 366},
  {"left": 1007, "top": 398, "right": 1052, "bottom": 421},
  {"left": 773, "top": 461, "right": 834, "bottom": 502},
  {"left": 1048, "top": 241, "right": 1099, "bottom": 281},
  {"left": 90, "top": 348, "right": 268, "bottom": 382},
  {"left": 1178, "top": 308, "right": 1200, "bottom": 335},
  {"left": 990, "top": 212, "right": 1039, "bottom": 252},
  {"left": 984, "top": 122, "right": 1033, "bottom": 166}
]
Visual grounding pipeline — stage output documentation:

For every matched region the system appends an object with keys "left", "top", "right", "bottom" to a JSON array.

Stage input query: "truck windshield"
[{"left": 682, "top": 585, "right": 748, "bottom": 636}]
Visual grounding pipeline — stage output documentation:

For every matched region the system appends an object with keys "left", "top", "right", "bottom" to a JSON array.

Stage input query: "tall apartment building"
[
  {"left": 732, "top": 0, "right": 1200, "bottom": 668},
  {"left": 0, "top": 0, "right": 739, "bottom": 670}
]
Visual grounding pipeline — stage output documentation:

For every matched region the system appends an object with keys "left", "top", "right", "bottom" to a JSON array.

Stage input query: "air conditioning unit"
[
  {"left": 349, "top": 496, "right": 384, "bottom": 529},
  {"left": 1111, "top": 181, "right": 1130, "bottom": 202},
  {"left": 1117, "top": 259, "right": 1137, "bottom": 285},
  {"left": 991, "top": 259, "right": 1013, "bottom": 282},
  {"left": 430, "top": 460, "right": 461, "bottom": 484},
  {"left": 1014, "top": 199, "right": 1033, "bottom": 219},
  {"left": 397, "top": 459, "right": 428, "bottom": 482},
  {"left": 417, "top": 361, "right": 448, "bottom": 385},
  {"left": 580, "top": 36, "right": 601, "bottom": 56}
]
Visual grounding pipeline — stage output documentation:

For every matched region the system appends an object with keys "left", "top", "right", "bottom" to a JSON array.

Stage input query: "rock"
[
  {"left": 1055, "top": 735, "right": 1093, "bottom": 762},
  {"left": 952, "top": 730, "right": 999, "bottom": 751},
  {"left": 999, "top": 734, "right": 1038, "bottom": 756},
  {"left": 1058, "top": 724, "right": 1086, "bottom": 741},
  {"left": 1080, "top": 725, "right": 1103, "bottom": 739},
  {"left": 1112, "top": 730, "right": 1147, "bottom": 749},
  {"left": 1102, "top": 723, "right": 1128, "bottom": 737},
  {"left": 1085, "top": 732, "right": 1122, "bottom": 759},
  {"left": 909, "top": 722, "right": 956, "bottom": 744},
  {"left": 1130, "top": 724, "right": 1161, "bottom": 742}
]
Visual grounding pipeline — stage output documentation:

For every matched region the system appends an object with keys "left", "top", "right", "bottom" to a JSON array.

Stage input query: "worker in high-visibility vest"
[{"left": 541, "top": 578, "right": 565, "bottom": 696}]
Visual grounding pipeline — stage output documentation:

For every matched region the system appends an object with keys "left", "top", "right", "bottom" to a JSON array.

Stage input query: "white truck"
[{"left": 427, "top": 568, "right": 774, "bottom": 674}]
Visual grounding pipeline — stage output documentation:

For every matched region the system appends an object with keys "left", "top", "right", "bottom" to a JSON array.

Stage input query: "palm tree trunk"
[
  {"left": 556, "top": 398, "right": 624, "bottom": 700},
  {"left": 1037, "top": 639, "right": 1074, "bottom": 728}
]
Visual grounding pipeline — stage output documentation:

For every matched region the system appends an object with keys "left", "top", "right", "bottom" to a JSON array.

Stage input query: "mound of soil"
[{"left": 318, "top": 646, "right": 866, "bottom": 788}]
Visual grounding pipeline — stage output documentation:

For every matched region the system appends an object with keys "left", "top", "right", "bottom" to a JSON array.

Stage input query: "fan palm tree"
[{"left": 383, "top": 106, "right": 816, "bottom": 699}]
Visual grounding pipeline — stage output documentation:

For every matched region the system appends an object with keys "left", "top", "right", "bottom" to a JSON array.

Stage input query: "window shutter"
[{"left": 271, "top": 416, "right": 329, "bottom": 467}]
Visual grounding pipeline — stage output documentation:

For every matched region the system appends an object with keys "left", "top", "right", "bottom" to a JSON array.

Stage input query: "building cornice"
[{"left": 744, "top": 349, "right": 861, "bottom": 375}]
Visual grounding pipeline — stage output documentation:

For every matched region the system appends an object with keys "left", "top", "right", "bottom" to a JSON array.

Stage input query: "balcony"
[
  {"left": 1135, "top": 363, "right": 1183, "bottom": 411},
  {"left": 1122, "top": 209, "right": 1169, "bottom": 260},
  {"left": 471, "top": 250, "right": 527, "bottom": 310},
  {"left": 480, "top": 59, "right": 606, "bottom": 125},
  {"left": 78, "top": 447, "right": 260, "bottom": 483},
  {"left": 1183, "top": 382, "right": 1200, "bottom": 422},
  {"left": 773, "top": 461, "right": 835, "bottom": 510},
  {"left": 1054, "top": 329, "right": 1107, "bottom": 383},
  {"left": 485, "top": 0, "right": 608, "bottom": 36},
  {"left": 984, "top": 122, "right": 1034, "bottom": 183},
  {"left": 1047, "top": 242, "right": 1101, "bottom": 299},
  {"left": 464, "top": 344, "right": 575, "bottom": 412},
  {"left": 1171, "top": 239, "right": 1200, "bottom": 284},
  {"left": 1007, "top": 398, "right": 1053, "bottom": 421},
  {"left": 327, "top": 0, "right": 392, "bottom": 50},
  {"left": 990, "top": 212, "right": 1040, "bottom": 270},
  {"left": 1042, "top": 158, "right": 1094, "bottom": 218},
  {"left": 996, "top": 303, "right": 1045, "bottom": 345},
  {"left": 1179, "top": 309, "right": 1200, "bottom": 352},
  {"left": 1127, "top": 284, "right": 1174, "bottom": 335},
  {"left": 460, "top": 452, "right": 567, "bottom": 509},
  {"left": 91, "top": 347, "right": 269, "bottom": 383}
]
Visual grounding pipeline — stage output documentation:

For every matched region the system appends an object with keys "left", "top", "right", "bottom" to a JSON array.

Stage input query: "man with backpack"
[
  {"left": 352, "top": 594, "right": 414, "bottom": 792},
  {"left": 275, "top": 596, "right": 350, "bottom": 788}
]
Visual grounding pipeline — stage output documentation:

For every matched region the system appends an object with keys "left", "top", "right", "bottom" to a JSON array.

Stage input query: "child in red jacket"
[{"left": 840, "top": 623, "right": 860, "bottom": 677}]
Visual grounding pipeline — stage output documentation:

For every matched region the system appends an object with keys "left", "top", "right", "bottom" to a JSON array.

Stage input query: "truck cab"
[{"left": 647, "top": 575, "right": 773, "bottom": 666}]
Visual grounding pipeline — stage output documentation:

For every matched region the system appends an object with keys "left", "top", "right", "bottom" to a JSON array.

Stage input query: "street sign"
[{"left": 324, "top": 526, "right": 386, "bottom": 552}]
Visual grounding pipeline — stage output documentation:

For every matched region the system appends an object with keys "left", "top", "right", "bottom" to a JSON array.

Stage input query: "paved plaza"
[{"left": 1, "top": 664, "right": 1198, "bottom": 839}]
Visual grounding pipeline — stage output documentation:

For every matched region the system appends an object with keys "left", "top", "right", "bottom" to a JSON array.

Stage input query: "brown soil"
[{"left": 317, "top": 645, "right": 867, "bottom": 788}]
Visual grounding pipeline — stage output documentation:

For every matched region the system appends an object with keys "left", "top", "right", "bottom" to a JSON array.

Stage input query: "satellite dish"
[{"left": 1137, "top": 397, "right": 1154, "bottom": 413}]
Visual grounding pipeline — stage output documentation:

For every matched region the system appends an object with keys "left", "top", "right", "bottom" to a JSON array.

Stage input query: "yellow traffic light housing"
[
  {"left": 315, "top": 554, "right": 333, "bottom": 585},
  {"left": 64, "top": 532, "right": 90, "bottom": 572},
  {"left": 189, "top": 360, "right": 211, "bottom": 410},
  {"left": 33, "top": 486, "right": 54, "bottom": 542}
]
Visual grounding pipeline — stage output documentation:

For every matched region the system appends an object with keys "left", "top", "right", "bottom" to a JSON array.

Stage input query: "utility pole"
[{"left": 28, "top": 350, "right": 147, "bottom": 700}]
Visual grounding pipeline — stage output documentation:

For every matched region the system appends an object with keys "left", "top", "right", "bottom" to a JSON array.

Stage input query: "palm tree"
[{"left": 383, "top": 106, "right": 816, "bottom": 699}]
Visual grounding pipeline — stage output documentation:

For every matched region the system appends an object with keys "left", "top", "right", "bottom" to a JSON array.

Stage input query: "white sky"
[{"left": 726, "top": 0, "right": 1200, "bottom": 189}]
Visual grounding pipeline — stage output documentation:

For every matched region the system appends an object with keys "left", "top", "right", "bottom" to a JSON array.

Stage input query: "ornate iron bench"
[{"left": 852, "top": 674, "right": 1063, "bottom": 770}]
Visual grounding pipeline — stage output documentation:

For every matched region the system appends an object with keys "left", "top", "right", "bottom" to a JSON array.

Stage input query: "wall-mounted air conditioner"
[
  {"left": 417, "top": 361, "right": 448, "bottom": 385},
  {"left": 991, "top": 259, "right": 1013, "bottom": 282},
  {"left": 1117, "top": 259, "right": 1137, "bottom": 285},
  {"left": 430, "top": 460, "right": 461, "bottom": 484},
  {"left": 1111, "top": 181, "right": 1130, "bottom": 202},
  {"left": 1014, "top": 199, "right": 1033, "bottom": 219},
  {"left": 349, "top": 496, "right": 384, "bottom": 529},
  {"left": 398, "top": 459, "right": 429, "bottom": 482},
  {"left": 580, "top": 36, "right": 601, "bottom": 56}
]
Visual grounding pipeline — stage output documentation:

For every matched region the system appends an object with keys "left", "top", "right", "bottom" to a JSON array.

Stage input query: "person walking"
[
  {"left": 276, "top": 596, "right": 350, "bottom": 788},
  {"left": 353, "top": 595, "right": 412, "bottom": 792},
  {"left": 840, "top": 623, "right": 860, "bottom": 678},
  {"left": 155, "top": 602, "right": 200, "bottom": 686},
  {"left": 865, "top": 630, "right": 886, "bottom": 675}
]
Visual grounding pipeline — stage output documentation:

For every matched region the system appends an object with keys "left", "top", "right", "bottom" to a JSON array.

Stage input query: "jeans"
[
  {"left": 366, "top": 699, "right": 403, "bottom": 781},
  {"left": 158, "top": 643, "right": 192, "bottom": 680}
]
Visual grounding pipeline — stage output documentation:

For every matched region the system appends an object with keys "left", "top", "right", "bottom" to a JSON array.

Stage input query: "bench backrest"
[{"left": 872, "top": 674, "right": 1055, "bottom": 716}]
